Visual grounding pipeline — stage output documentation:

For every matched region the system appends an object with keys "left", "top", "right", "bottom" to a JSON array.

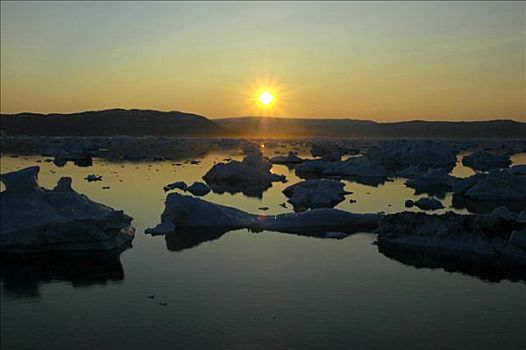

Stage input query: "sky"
[{"left": 1, "top": 1, "right": 525, "bottom": 121}]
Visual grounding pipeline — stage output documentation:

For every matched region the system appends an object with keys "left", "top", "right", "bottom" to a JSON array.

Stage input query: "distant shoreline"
[{"left": 1, "top": 109, "right": 525, "bottom": 138}]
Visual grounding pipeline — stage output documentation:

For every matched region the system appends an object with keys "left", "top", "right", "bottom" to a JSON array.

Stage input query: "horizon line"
[{"left": 1, "top": 107, "right": 524, "bottom": 124}]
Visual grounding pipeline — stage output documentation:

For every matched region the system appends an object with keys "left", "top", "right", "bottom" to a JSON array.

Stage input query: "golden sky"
[{"left": 1, "top": 1, "right": 525, "bottom": 121}]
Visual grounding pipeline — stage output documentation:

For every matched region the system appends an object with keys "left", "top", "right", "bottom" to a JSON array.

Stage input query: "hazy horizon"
[
  {"left": 1, "top": 1, "right": 525, "bottom": 121},
  {"left": 1, "top": 106, "right": 524, "bottom": 123}
]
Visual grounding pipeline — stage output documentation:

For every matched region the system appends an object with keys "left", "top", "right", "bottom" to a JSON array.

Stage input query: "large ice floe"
[
  {"left": 462, "top": 151, "right": 511, "bottom": 171},
  {"left": 282, "top": 179, "right": 349, "bottom": 211},
  {"left": 310, "top": 143, "right": 343, "bottom": 159},
  {"left": 202, "top": 151, "right": 286, "bottom": 197},
  {"left": 146, "top": 193, "right": 380, "bottom": 237},
  {"left": 323, "top": 156, "right": 389, "bottom": 178},
  {"left": 295, "top": 140, "right": 457, "bottom": 186},
  {"left": 294, "top": 157, "right": 339, "bottom": 178},
  {"left": 0, "top": 166, "right": 134, "bottom": 253},
  {"left": 452, "top": 168, "right": 526, "bottom": 201},
  {"left": 376, "top": 211, "right": 526, "bottom": 266},
  {"left": 294, "top": 156, "right": 388, "bottom": 186},
  {"left": 309, "top": 141, "right": 361, "bottom": 159},
  {"left": 366, "top": 140, "right": 457, "bottom": 170},
  {"left": 403, "top": 167, "right": 455, "bottom": 197}
]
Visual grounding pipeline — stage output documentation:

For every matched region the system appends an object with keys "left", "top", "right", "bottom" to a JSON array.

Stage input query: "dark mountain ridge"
[
  {"left": 215, "top": 117, "right": 526, "bottom": 138},
  {"left": 0, "top": 109, "right": 225, "bottom": 136},
  {"left": 1, "top": 109, "right": 524, "bottom": 138}
]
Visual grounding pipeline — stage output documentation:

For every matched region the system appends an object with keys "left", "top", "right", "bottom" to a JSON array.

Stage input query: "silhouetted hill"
[
  {"left": 0, "top": 109, "right": 225, "bottom": 136},
  {"left": 2, "top": 110, "right": 524, "bottom": 138},
  {"left": 216, "top": 117, "right": 526, "bottom": 138}
]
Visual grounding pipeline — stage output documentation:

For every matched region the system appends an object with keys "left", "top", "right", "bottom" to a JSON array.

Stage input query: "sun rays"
[{"left": 244, "top": 73, "right": 290, "bottom": 116}]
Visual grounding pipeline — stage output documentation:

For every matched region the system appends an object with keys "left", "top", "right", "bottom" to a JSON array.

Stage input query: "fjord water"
[{"left": 1, "top": 149, "right": 525, "bottom": 350}]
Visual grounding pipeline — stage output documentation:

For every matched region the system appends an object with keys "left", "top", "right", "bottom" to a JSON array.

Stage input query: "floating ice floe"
[
  {"left": 323, "top": 156, "right": 389, "bottom": 178},
  {"left": 53, "top": 152, "right": 93, "bottom": 167},
  {"left": 310, "top": 143, "right": 342, "bottom": 159},
  {"left": 413, "top": 197, "right": 444, "bottom": 210},
  {"left": 85, "top": 174, "right": 103, "bottom": 182},
  {"left": 297, "top": 141, "right": 457, "bottom": 183},
  {"left": 203, "top": 151, "right": 285, "bottom": 197},
  {"left": 375, "top": 211, "right": 526, "bottom": 265},
  {"left": 282, "top": 179, "right": 349, "bottom": 211},
  {"left": 295, "top": 155, "right": 391, "bottom": 186},
  {"left": 404, "top": 167, "right": 455, "bottom": 196},
  {"left": 366, "top": 140, "right": 457, "bottom": 169},
  {"left": 294, "top": 157, "right": 338, "bottom": 178},
  {"left": 0, "top": 166, "right": 134, "bottom": 253},
  {"left": 309, "top": 141, "right": 361, "bottom": 159},
  {"left": 146, "top": 193, "right": 380, "bottom": 237},
  {"left": 462, "top": 151, "right": 511, "bottom": 171},
  {"left": 186, "top": 182, "right": 211, "bottom": 196},
  {"left": 452, "top": 168, "right": 526, "bottom": 201},
  {"left": 492, "top": 206, "right": 517, "bottom": 221},
  {"left": 396, "top": 165, "right": 427, "bottom": 178},
  {"left": 270, "top": 151, "right": 303, "bottom": 164},
  {"left": 163, "top": 181, "right": 188, "bottom": 192}
]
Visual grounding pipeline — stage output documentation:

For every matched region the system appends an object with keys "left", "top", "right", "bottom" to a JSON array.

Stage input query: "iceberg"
[{"left": 1, "top": 166, "right": 134, "bottom": 253}]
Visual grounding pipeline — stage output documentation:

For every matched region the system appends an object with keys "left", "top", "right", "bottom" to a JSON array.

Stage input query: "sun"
[
  {"left": 243, "top": 73, "right": 289, "bottom": 116},
  {"left": 258, "top": 91, "right": 274, "bottom": 106}
]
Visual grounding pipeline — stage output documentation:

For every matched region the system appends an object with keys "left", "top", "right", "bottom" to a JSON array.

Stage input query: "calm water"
[{"left": 1, "top": 146, "right": 525, "bottom": 350}]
